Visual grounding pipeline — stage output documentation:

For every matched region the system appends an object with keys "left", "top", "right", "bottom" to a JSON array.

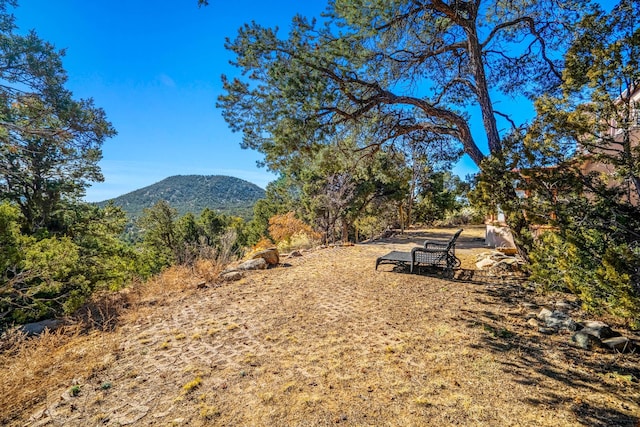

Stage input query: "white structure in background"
[{"left": 485, "top": 209, "right": 516, "bottom": 248}]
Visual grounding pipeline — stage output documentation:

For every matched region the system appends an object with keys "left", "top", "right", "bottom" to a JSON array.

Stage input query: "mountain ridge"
[{"left": 97, "top": 175, "right": 265, "bottom": 219}]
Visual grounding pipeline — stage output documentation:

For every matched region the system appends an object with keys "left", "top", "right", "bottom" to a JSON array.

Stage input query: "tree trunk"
[
  {"left": 406, "top": 160, "right": 418, "bottom": 229},
  {"left": 341, "top": 220, "right": 349, "bottom": 243},
  {"left": 465, "top": 25, "right": 502, "bottom": 155},
  {"left": 465, "top": 23, "right": 531, "bottom": 258},
  {"left": 505, "top": 203, "right": 532, "bottom": 263}
]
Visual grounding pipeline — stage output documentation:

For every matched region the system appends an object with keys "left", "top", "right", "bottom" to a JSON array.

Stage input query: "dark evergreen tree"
[
  {"left": 0, "top": 0, "right": 115, "bottom": 235},
  {"left": 472, "top": 0, "right": 640, "bottom": 322}
]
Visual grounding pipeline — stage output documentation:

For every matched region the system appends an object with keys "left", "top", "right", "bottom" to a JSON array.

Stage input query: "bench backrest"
[
  {"left": 423, "top": 228, "right": 463, "bottom": 251},
  {"left": 448, "top": 229, "right": 463, "bottom": 249}
]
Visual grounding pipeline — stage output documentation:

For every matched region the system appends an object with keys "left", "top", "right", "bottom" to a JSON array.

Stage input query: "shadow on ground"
[
  {"left": 457, "top": 275, "right": 640, "bottom": 426},
  {"left": 378, "top": 257, "right": 639, "bottom": 427}
]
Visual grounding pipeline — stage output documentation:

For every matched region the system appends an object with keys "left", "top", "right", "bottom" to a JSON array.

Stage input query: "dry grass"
[
  {"left": 0, "top": 326, "right": 119, "bottom": 424},
  {"left": 1, "top": 226, "right": 639, "bottom": 426},
  {"left": 0, "top": 265, "right": 199, "bottom": 426}
]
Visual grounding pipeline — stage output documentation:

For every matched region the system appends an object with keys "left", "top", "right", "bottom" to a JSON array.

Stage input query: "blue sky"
[
  {"left": 14, "top": 1, "right": 328, "bottom": 201},
  {"left": 14, "top": 1, "right": 592, "bottom": 201}
]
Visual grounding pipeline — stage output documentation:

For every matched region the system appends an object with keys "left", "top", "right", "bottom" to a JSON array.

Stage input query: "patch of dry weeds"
[{"left": 0, "top": 326, "right": 119, "bottom": 424}]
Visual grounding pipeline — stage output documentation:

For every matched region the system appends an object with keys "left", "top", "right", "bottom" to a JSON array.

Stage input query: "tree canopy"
[
  {"left": 0, "top": 0, "right": 130, "bottom": 328},
  {"left": 0, "top": 0, "right": 115, "bottom": 235},
  {"left": 218, "top": 0, "right": 589, "bottom": 170},
  {"left": 468, "top": 0, "right": 640, "bottom": 321}
]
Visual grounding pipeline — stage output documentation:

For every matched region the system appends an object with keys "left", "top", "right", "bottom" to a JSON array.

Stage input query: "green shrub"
[
  {"left": 529, "top": 230, "right": 640, "bottom": 325},
  {"left": 0, "top": 202, "right": 144, "bottom": 330},
  {"left": 528, "top": 233, "right": 571, "bottom": 293},
  {"left": 0, "top": 203, "right": 22, "bottom": 274},
  {"left": 354, "top": 215, "right": 388, "bottom": 241}
]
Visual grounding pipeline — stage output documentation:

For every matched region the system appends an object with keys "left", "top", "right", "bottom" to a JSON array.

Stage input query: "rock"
[
  {"left": 475, "top": 249, "right": 525, "bottom": 273},
  {"left": 521, "top": 302, "right": 538, "bottom": 309},
  {"left": 28, "top": 408, "right": 47, "bottom": 422},
  {"left": 475, "top": 251, "right": 491, "bottom": 261},
  {"left": 601, "top": 337, "right": 632, "bottom": 352},
  {"left": 20, "top": 319, "right": 62, "bottom": 336},
  {"left": 237, "top": 258, "right": 268, "bottom": 271},
  {"left": 537, "top": 308, "right": 553, "bottom": 320},
  {"left": 288, "top": 250, "right": 303, "bottom": 258},
  {"left": 539, "top": 327, "right": 557, "bottom": 335},
  {"left": 251, "top": 248, "right": 279, "bottom": 266},
  {"left": 527, "top": 318, "right": 539, "bottom": 328},
  {"left": 554, "top": 301, "right": 573, "bottom": 311},
  {"left": 578, "top": 324, "right": 618, "bottom": 340},
  {"left": 582, "top": 320, "right": 609, "bottom": 329},
  {"left": 221, "top": 271, "right": 244, "bottom": 282},
  {"left": 547, "top": 312, "right": 576, "bottom": 330},
  {"left": 475, "top": 258, "right": 496, "bottom": 270},
  {"left": 491, "top": 259, "right": 522, "bottom": 273},
  {"left": 537, "top": 309, "right": 577, "bottom": 331},
  {"left": 476, "top": 251, "right": 507, "bottom": 262},
  {"left": 572, "top": 331, "right": 603, "bottom": 350}
]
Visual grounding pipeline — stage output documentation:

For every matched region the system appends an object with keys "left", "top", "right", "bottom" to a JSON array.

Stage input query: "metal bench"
[
  {"left": 411, "top": 229, "right": 462, "bottom": 273},
  {"left": 375, "top": 229, "right": 463, "bottom": 274},
  {"left": 375, "top": 250, "right": 413, "bottom": 271}
]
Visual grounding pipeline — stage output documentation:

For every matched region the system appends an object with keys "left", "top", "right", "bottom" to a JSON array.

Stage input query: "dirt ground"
[{"left": 1, "top": 226, "right": 639, "bottom": 426}]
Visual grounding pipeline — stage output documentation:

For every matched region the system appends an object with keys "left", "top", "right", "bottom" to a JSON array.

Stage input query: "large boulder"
[
  {"left": 237, "top": 258, "right": 268, "bottom": 271},
  {"left": 20, "top": 319, "right": 63, "bottom": 336},
  {"left": 251, "top": 248, "right": 279, "bottom": 266},
  {"left": 572, "top": 331, "right": 603, "bottom": 350},
  {"left": 476, "top": 257, "right": 496, "bottom": 270},
  {"left": 475, "top": 251, "right": 524, "bottom": 272},
  {"left": 220, "top": 257, "right": 269, "bottom": 277},
  {"left": 220, "top": 271, "right": 244, "bottom": 282},
  {"left": 537, "top": 308, "right": 577, "bottom": 331},
  {"left": 579, "top": 321, "right": 618, "bottom": 340}
]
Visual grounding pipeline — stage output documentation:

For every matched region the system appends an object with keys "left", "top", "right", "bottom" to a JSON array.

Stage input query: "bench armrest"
[
  {"left": 413, "top": 246, "right": 447, "bottom": 255},
  {"left": 423, "top": 241, "right": 448, "bottom": 250}
]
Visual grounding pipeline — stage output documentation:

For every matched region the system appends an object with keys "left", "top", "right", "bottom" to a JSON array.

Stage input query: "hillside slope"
[
  {"left": 98, "top": 175, "right": 265, "bottom": 219},
  {"left": 2, "top": 227, "right": 638, "bottom": 426}
]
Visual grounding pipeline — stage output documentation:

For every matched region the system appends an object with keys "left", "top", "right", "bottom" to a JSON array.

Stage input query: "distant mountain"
[{"left": 98, "top": 175, "right": 265, "bottom": 219}]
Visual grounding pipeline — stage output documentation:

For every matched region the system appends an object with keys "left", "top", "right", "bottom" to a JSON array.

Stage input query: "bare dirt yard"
[{"left": 1, "top": 226, "right": 639, "bottom": 426}]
